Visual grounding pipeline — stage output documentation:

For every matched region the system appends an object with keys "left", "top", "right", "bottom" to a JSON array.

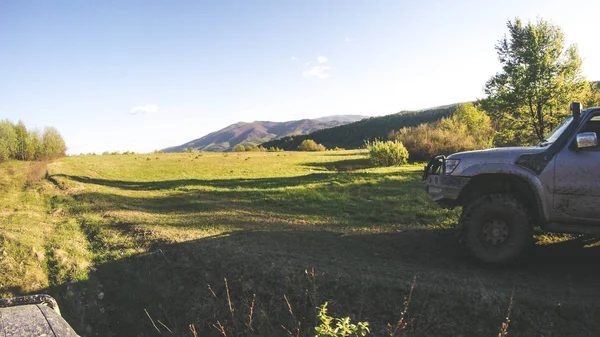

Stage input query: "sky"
[{"left": 1, "top": 0, "right": 600, "bottom": 154}]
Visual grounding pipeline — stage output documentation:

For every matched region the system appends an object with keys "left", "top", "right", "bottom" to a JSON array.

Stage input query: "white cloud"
[
  {"left": 291, "top": 56, "right": 297, "bottom": 61},
  {"left": 303, "top": 65, "right": 331, "bottom": 79},
  {"left": 129, "top": 104, "right": 159, "bottom": 115},
  {"left": 345, "top": 37, "right": 353, "bottom": 42},
  {"left": 317, "top": 56, "right": 328, "bottom": 63},
  {"left": 305, "top": 61, "right": 311, "bottom": 66}
]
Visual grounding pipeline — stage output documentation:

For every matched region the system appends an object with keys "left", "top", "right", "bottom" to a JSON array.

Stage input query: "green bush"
[
  {"left": 232, "top": 144, "right": 246, "bottom": 152},
  {"left": 315, "top": 302, "right": 370, "bottom": 337},
  {"left": 389, "top": 103, "right": 495, "bottom": 161},
  {"left": 366, "top": 140, "right": 408, "bottom": 166},
  {"left": 298, "top": 139, "right": 326, "bottom": 151}
]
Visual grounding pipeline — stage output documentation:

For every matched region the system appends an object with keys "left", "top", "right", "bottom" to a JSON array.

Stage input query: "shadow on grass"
[
  {"left": 54, "top": 170, "right": 443, "bottom": 228},
  {"left": 40, "top": 229, "right": 600, "bottom": 337},
  {"left": 300, "top": 158, "right": 373, "bottom": 172},
  {"left": 51, "top": 173, "right": 333, "bottom": 191},
  {"left": 40, "top": 170, "right": 600, "bottom": 336}
]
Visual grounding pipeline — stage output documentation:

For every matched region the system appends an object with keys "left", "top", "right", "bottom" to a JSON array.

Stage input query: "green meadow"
[{"left": 2, "top": 151, "right": 600, "bottom": 336}]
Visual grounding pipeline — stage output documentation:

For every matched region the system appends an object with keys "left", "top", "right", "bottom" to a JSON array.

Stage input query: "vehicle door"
[{"left": 553, "top": 112, "right": 600, "bottom": 221}]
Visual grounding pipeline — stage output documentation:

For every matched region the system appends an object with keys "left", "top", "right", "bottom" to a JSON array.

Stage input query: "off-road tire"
[{"left": 461, "top": 194, "right": 533, "bottom": 264}]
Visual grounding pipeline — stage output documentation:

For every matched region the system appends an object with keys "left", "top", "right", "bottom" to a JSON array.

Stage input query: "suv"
[{"left": 424, "top": 102, "right": 600, "bottom": 264}]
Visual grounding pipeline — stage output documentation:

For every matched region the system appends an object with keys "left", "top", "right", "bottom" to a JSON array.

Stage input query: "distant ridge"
[
  {"left": 162, "top": 115, "right": 368, "bottom": 152},
  {"left": 260, "top": 104, "right": 460, "bottom": 150}
]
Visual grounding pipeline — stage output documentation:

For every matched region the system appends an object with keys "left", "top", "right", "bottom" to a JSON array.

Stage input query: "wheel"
[{"left": 460, "top": 194, "right": 533, "bottom": 264}]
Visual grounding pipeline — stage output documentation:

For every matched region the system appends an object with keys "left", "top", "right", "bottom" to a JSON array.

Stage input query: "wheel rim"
[{"left": 482, "top": 219, "right": 509, "bottom": 245}]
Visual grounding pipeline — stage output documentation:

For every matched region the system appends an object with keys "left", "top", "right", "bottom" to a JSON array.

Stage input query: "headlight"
[{"left": 445, "top": 159, "right": 460, "bottom": 174}]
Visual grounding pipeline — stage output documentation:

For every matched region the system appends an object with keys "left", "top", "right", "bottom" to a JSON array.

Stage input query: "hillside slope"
[
  {"left": 162, "top": 115, "right": 367, "bottom": 152},
  {"left": 261, "top": 104, "right": 458, "bottom": 150}
]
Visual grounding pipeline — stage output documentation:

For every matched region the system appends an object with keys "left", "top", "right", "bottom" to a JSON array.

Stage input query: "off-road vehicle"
[{"left": 424, "top": 102, "right": 600, "bottom": 263}]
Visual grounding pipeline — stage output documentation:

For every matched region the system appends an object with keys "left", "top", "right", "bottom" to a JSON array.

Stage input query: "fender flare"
[{"left": 459, "top": 163, "right": 549, "bottom": 222}]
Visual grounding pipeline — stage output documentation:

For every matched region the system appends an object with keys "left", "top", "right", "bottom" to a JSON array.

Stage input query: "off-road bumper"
[{"left": 423, "top": 155, "right": 470, "bottom": 208}]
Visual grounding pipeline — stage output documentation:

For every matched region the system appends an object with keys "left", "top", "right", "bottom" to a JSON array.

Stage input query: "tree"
[
  {"left": 26, "top": 130, "right": 42, "bottom": 160},
  {"left": 0, "top": 120, "right": 18, "bottom": 161},
  {"left": 13, "top": 121, "right": 29, "bottom": 160},
  {"left": 451, "top": 103, "right": 495, "bottom": 148},
  {"left": 41, "top": 127, "right": 66, "bottom": 159},
  {"left": 482, "top": 18, "right": 588, "bottom": 146}
]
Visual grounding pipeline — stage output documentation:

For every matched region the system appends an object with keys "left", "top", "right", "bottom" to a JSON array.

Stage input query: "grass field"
[{"left": 2, "top": 150, "right": 600, "bottom": 336}]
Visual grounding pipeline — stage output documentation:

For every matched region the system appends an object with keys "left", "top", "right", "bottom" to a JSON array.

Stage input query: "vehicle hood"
[{"left": 448, "top": 146, "right": 547, "bottom": 173}]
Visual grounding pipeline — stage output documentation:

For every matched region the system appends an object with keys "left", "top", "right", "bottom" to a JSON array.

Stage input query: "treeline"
[
  {"left": 0, "top": 120, "right": 66, "bottom": 161},
  {"left": 261, "top": 105, "right": 457, "bottom": 151}
]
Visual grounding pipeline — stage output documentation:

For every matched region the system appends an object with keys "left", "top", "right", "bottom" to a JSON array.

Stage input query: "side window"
[{"left": 578, "top": 114, "right": 600, "bottom": 151}]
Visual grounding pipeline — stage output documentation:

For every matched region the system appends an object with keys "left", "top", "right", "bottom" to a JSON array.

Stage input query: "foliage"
[
  {"left": 0, "top": 120, "right": 18, "bottom": 161},
  {"left": 298, "top": 139, "right": 326, "bottom": 151},
  {"left": 314, "top": 302, "right": 370, "bottom": 337},
  {"left": 40, "top": 127, "right": 67, "bottom": 159},
  {"left": 366, "top": 140, "right": 409, "bottom": 166},
  {"left": 390, "top": 103, "right": 494, "bottom": 160},
  {"left": 0, "top": 120, "right": 64, "bottom": 162},
  {"left": 245, "top": 145, "right": 268, "bottom": 152},
  {"left": 262, "top": 105, "right": 456, "bottom": 151},
  {"left": 232, "top": 144, "right": 246, "bottom": 152},
  {"left": 481, "top": 18, "right": 588, "bottom": 146},
  {"left": 452, "top": 103, "right": 495, "bottom": 148}
]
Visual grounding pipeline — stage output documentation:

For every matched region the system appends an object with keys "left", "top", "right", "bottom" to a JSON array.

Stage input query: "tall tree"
[
  {"left": 0, "top": 120, "right": 18, "bottom": 161},
  {"left": 26, "top": 129, "right": 42, "bottom": 160},
  {"left": 482, "top": 18, "right": 588, "bottom": 146},
  {"left": 13, "top": 121, "right": 28, "bottom": 160}
]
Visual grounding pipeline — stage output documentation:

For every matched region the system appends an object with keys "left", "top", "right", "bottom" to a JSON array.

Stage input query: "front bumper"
[{"left": 423, "top": 155, "right": 469, "bottom": 208}]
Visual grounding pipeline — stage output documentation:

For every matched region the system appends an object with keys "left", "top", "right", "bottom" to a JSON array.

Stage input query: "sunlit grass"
[{"left": 2, "top": 151, "right": 600, "bottom": 336}]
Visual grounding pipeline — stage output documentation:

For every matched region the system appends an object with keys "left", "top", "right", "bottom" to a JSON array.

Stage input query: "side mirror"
[{"left": 576, "top": 132, "right": 598, "bottom": 149}]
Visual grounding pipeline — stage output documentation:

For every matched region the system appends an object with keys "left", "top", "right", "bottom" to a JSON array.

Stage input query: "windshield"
[{"left": 541, "top": 116, "right": 573, "bottom": 145}]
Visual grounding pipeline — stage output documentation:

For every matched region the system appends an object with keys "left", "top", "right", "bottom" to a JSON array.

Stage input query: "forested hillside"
[{"left": 261, "top": 105, "right": 458, "bottom": 150}]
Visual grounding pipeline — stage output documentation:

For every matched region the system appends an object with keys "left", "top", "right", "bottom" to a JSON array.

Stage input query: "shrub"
[
  {"left": 315, "top": 302, "right": 370, "bottom": 337},
  {"left": 297, "top": 139, "right": 326, "bottom": 151},
  {"left": 389, "top": 103, "right": 495, "bottom": 161},
  {"left": 366, "top": 140, "right": 408, "bottom": 166},
  {"left": 232, "top": 144, "right": 246, "bottom": 152}
]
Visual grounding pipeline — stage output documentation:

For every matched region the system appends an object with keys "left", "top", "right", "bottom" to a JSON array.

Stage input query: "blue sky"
[{"left": 1, "top": 0, "right": 599, "bottom": 154}]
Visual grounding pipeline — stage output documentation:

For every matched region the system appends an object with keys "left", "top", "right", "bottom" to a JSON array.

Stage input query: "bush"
[
  {"left": 232, "top": 144, "right": 246, "bottom": 152},
  {"left": 389, "top": 103, "right": 495, "bottom": 161},
  {"left": 297, "top": 139, "right": 326, "bottom": 151},
  {"left": 366, "top": 140, "right": 408, "bottom": 166},
  {"left": 315, "top": 302, "right": 370, "bottom": 337}
]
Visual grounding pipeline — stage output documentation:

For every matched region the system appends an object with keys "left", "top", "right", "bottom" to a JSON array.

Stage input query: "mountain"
[
  {"left": 260, "top": 104, "right": 460, "bottom": 150},
  {"left": 162, "top": 115, "right": 368, "bottom": 152}
]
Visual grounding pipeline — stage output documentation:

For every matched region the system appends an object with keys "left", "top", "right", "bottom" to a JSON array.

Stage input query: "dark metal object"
[
  {"left": 422, "top": 155, "right": 445, "bottom": 180},
  {"left": 0, "top": 295, "right": 79, "bottom": 337},
  {"left": 482, "top": 219, "right": 509, "bottom": 245}
]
